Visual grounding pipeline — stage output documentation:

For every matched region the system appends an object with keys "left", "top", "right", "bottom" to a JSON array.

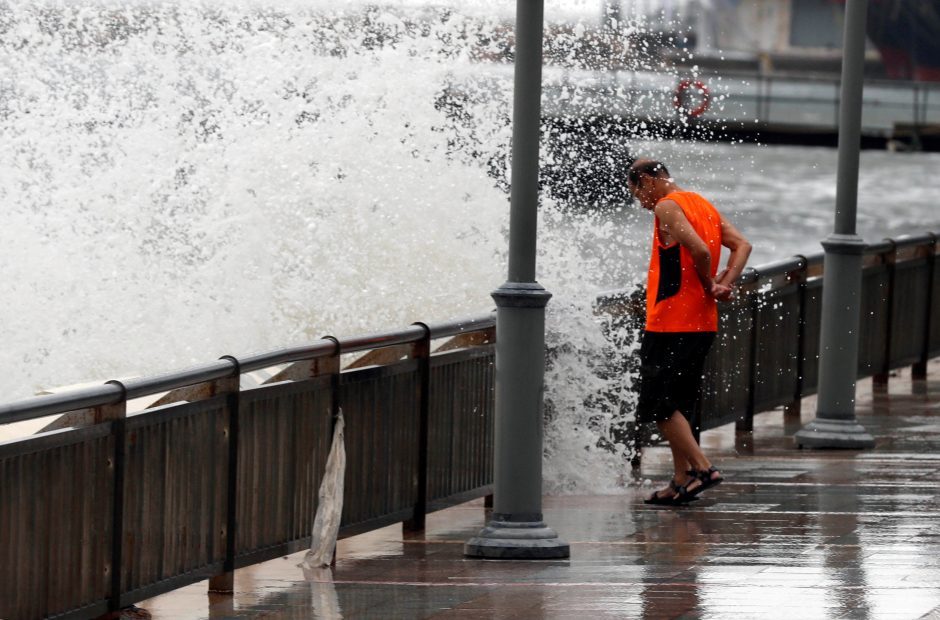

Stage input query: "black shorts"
[{"left": 636, "top": 331, "right": 716, "bottom": 425}]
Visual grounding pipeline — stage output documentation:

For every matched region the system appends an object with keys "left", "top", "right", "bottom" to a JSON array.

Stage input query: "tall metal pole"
[
  {"left": 465, "top": 0, "right": 569, "bottom": 559},
  {"left": 795, "top": 0, "right": 874, "bottom": 449}
]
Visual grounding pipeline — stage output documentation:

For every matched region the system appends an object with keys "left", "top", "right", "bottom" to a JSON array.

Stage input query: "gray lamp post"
[
  {"left": 795, "top": 0, "right": 875, "bottom": 449},
  {"left": 464, "top": 0, "right": 569, "bottom": 559}
]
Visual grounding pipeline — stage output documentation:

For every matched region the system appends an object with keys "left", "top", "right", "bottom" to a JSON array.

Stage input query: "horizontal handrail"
[
  {"left": 892, "top": 232, "right": 937, "bottom": 249},
  {"left": 426, "top": 314, "right": 496, "bottom": 339},
  {"left": 238, "top": 340, "right": 338, "bottom": 373},
  {"left": 803, "top": 252, "right": 825, "bottom": 268},
  {"left": 121, "top": 360, "right": 237, "bottom": 401},
  {"left": 339, "top": 325, "right": 427, "bottom": 354},
  {"left": 0, "top": 382, "right": 125, "bottom": 425},
  {"left": 737, "top": 266, "right": 760, "bottom": 285},
  {"left": 867, "top": 239, "right": 894, "bottom": 254},
  {"left": 0, "top": 314, "right": 495, "bottom": 427},
  {"left": 751, "top": 256, "right": 805, "bottom": 280}
]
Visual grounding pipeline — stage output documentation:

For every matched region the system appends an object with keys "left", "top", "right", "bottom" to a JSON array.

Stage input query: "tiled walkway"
[{"left": 141, "top": 360, "right": 940, "bottom": 619}]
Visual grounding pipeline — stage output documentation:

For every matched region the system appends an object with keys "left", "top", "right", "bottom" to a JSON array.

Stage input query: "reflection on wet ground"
[{"left": 141, "top": 360, "right": 940, "bottom": 619}]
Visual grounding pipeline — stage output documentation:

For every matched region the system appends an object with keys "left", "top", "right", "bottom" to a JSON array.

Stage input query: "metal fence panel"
[
  {"left": 339, "top": 361, "right": 421, "bottom": 532},
  {"left": 0, "top": 319, "right": 495, "bottom": 619},
  {"left": 0, "top": 427, "right": 113, "bottom": 620},
  {"left": 699, "top": 294, "right": 753, "bottom": 431},
  {"left": 427, "top": 347, "right": 495, "bottom": 505},
  {"left": 858, "top": 264, "right": 891, "bottom": 378},
  {"left": 800, "top": 278, "right": 824, "bottom": 395},
  {"left": 235, "top": 379, "right": 332, "bottom": 566},
  {"left": 120, "top": 398, "right": 229, "bottom": 605},
  {"left": 753, "top": 283, "right": 802, "bottom": 411},
  {"left": 889, "top": 256, "right": 930, "bottom": 368}
]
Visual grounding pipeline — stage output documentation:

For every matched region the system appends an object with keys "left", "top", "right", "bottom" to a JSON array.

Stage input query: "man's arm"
[
  {"left": 654, "top": 200, "right": 722, "bottom": 295},
  {"left": 715, "top": 213, "right": 752, "bottom": 288}
]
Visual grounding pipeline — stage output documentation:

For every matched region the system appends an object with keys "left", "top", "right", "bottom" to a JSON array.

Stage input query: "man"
[{"left": 628, "top": 159, "right": 752, "bottom": 505}]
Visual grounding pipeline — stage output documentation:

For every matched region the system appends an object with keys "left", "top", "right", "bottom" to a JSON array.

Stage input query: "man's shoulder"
[{"left": 684, "top": 191, "right": 721, "bottom": 218}]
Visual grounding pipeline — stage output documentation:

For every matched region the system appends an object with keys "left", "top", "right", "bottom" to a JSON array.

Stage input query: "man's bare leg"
[
  {"left": 668, "top": 441, "right": 692, "bottom": 481},
  {"left": 649, "top": 440, "right": 692, "bottom": 501},
  {"left": 657, "top": 410, "right": 721, "bottom": 494}
]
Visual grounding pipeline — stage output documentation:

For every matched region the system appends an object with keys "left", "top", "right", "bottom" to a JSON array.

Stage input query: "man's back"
[{"left": 645, "top": 191, "right": 722, "bottom": 333}]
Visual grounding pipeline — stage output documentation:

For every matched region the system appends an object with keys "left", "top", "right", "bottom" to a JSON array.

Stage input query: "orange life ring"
[{"left": 674, "top": 79, "right": 711, "bottom": 118}]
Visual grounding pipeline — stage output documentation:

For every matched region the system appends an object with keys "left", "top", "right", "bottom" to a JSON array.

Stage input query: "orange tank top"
[{"left": 645, "top": 191, "right": 722, "bottom": 332}]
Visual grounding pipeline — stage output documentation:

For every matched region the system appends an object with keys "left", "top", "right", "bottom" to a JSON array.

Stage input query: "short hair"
[{"left": 628, "top": 159, "right": 670, "bottom": 186}]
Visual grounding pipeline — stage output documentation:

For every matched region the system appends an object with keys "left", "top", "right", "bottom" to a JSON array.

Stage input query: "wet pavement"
[{"left": 140, "top": 360, "right": 940, "bottom": 619}]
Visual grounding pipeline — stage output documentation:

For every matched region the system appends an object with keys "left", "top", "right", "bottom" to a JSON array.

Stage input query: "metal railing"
[
  {"left": 596, "top": 232, "right": 939, "bottom": 447},
  {"left": 0, "top": 316, "right": 495, "bottom": 620}
]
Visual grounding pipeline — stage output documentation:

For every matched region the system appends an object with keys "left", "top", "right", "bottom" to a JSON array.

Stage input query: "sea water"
[{"left": 1, "top": 0, "right": 938, "bottom": 491}]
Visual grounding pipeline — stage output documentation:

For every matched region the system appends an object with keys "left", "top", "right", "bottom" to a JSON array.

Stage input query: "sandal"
[
  {"left": 643, "top": 479, "right": 682, "bottom": 505},
  {"left": 689, "top": 466, "right": 723, "bottom": 495},
  {"left": 672, "top": 476, "right": 701, "bottom": 504}
]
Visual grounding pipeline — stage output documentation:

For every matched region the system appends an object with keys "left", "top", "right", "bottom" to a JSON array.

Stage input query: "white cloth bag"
[{"left": 302, "top": 410, "right": 346, "bottom": 569}]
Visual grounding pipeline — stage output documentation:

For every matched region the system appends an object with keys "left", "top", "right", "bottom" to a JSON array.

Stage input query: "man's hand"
[
  {"left": 715, "top": 268, "right": 730, "bottom": 286},
  {"left": 708, "top": 281, "right": 734, "bottom": 302}
]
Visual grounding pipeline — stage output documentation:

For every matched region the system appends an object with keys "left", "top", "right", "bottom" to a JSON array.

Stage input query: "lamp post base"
[
  {"left": 464, "top": 518, "right": 570, "bottom": 559},
  {"left": 795, "top": 418, "right": 875, "bottom": 449}
]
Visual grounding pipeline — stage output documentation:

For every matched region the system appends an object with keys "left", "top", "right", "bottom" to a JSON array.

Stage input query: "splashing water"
[
  {"left": 0, "top": 0, "right": 662, "bottom": 492},
  {"left": 4, "top": 1, "right": 936, "bottom": 493},
  {"left": 1, "top": 1, "right": 516, "bottom": 386}
]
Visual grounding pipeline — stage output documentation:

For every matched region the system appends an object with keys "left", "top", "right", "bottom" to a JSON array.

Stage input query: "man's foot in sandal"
[
  {"left": 644, "top": 479, "right": 682, "bottom": 505},
  {"left": 673, "top": 475, "right": 704, "bottom": 503}
]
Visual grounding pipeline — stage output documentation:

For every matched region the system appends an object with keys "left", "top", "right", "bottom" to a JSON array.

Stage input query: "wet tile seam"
[
  {"left": 392, "top": 540, "right": 928, "bottom": 548},
  {"left": 311, "top": 578, "right": 940, "bottom": 590},
  {"left": 632, "top": 509, "right": 940, "bottom": 517},
  {"left": 688, "top": 481, "right": 930, "bottom": 487}
]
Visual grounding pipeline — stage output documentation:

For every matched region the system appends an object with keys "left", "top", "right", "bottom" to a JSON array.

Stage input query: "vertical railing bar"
[
  {"left": 914, "top": 235, "right": 937, "bottom": 379},
  {"left": 208, "top": 358, "right": 240, "bottom": 594},
  {"left": 104, "top": 382, "right": 128, "bottom": 612},
  {"left": 475, "top": 354, "right": 483, "bottom": 490},
  {"left": 461, "top": 358, "right": 470, "bottom": 496},
  {"left": 484, "top": 328, "right": 496, "bottom": 506},
  {"left": 786, "top": 258, "right": 809, "bottom": 425},
  {"left": 738, "top": 280, "right": 760, "bottom": 433},
  {"left": 459, "top": 359, "right": 468, "bottom": 494},
  {"left": 874, "top": 240, "right": 897, "bottom": 388}
]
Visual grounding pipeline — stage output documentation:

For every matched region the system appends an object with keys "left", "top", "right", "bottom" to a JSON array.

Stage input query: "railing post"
[
  {"left": 785, "top": 258, "right": 809, "bottom": 429},
  {"left": 737, "top": 278, "right": 760, "bottom": 433},
  {"left": 913, "top": 234, "right": 937, "bottom": 380},
  {"left": 104, "top": 382, "right": 128, "bottom": 613},
  {"left": 208, "top": 359, "right": 241, "bottom": 594},
  {"left": 404, "top": 322, "right": 431, "bottom": 533},
  {"left": 873, "top": 240, "right": 897, "bottom": 390}
]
